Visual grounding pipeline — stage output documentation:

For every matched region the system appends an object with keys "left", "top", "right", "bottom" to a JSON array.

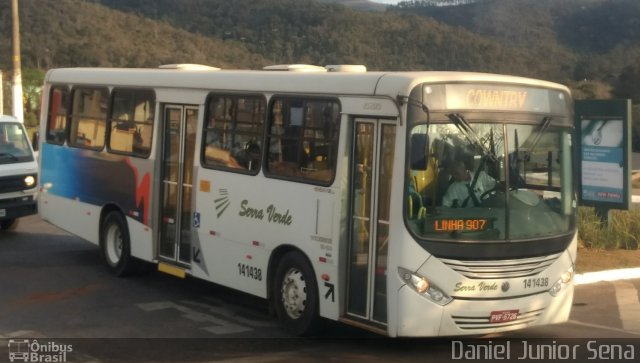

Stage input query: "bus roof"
[{"left": 44, "top": 67, "right": 571, "bottom": 98}]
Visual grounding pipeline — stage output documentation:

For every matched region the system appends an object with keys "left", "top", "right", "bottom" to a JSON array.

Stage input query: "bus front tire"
[
  {"left": 273, "top": 251, "right": 320, "bottom": 336},
  {"left": 100, "top": 211, "right": 138, "bottom": 277}
]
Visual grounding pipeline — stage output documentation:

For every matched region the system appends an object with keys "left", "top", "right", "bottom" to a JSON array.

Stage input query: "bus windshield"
[{"left": 406, "top": 116, "right": 575, "bottom": 242}]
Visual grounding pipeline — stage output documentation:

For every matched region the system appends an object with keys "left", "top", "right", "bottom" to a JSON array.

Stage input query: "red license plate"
[{"left": 489, "top": 309, "right": 519, "bottom": 323}]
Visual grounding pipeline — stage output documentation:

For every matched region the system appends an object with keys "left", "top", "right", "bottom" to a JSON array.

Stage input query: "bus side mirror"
[
  {"left": 409, "top": 133, "right": 429, "bottom": 170},
  {"left": 31, "top": 131, "right": 39, "bottom": 152}
]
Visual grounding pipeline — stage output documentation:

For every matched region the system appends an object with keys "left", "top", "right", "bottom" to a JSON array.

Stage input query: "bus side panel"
[
  {"left": 39, "top": 193, "right": 101, "bottom": 245},
  {"left": 190, "top": 169, "right": 341, "bottom": 320},
  {"left": 127, "top": 217, "right": 154, "bottom": 262},
  {"left": 39, "top": 144, "right": 154, "bottom": 243},
  {"left": 189, "top": 171, "right": 274, "bottom": 298},
  {"left": 190, "top": 232, "right": 270, "bottom": 298}
]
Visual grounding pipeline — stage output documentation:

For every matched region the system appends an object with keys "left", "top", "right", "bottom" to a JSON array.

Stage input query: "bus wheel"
[
  {"left": 100, "top": 211, "right": 137, "bottom": 277},
  {"left": 273, "top": 251, "right": 320, "bottom": 336},
  {"left": 0, "top": 219, "right": 18, "bottom": 230}
]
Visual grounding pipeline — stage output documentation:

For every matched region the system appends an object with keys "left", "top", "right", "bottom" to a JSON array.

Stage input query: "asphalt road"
[{"left": 1, "top": 215, "right": 639, "bottom": 363}]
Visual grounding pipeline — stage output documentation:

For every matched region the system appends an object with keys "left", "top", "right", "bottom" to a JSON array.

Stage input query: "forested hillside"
[
  {"left": 387, "top": 0, "right": 640, "bottom": 139},
  {"left": 73, "top": 0, "right": 558, "bottom": 79},
  {"left": 389, "top": 0, "right": 640, "bottom": 92},
  {"left": 0, "top": 0, "right": 638, "bottom": 130},
  {"left": 0, "top": 0, "right": 269, "bottom": 69},
  {"left": 0, "top": 0, "right": 577, "bottom": 80}
]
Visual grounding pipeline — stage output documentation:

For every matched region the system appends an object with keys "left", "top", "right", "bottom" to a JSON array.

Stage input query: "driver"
[{"left": 442, "top": 160, "right": 496, "bottom": 208}]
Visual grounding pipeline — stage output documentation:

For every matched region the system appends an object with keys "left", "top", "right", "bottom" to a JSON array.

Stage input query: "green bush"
[{"left": 578, "top": 207, "right": 640, "bottom": 249}]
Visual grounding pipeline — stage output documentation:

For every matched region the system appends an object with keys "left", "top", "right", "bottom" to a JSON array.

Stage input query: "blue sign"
[
  {"left": 581, "top": 120, "right": 624, "bottom": 204},
  {"left": 575, "top": 100, "right": 632, "bottom": 210}
]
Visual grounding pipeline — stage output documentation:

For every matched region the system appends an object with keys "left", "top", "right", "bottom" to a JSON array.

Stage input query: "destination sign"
[
  {"left": 466, "top": 89, "right": 527, "bottom": 109},
  {"left": 443, "top": 84, "right": 552, "bottom": 113},
  {"left": 434, "top": 218, "right": 488, "bottom": 232}
]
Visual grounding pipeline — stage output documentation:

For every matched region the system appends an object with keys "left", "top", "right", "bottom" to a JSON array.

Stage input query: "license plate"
[
  {"left": 490, "top": 309, "right": 519, "bottom": 323},
  {"left": 0, "top": 209, "right": 5, "bottom": 218}
]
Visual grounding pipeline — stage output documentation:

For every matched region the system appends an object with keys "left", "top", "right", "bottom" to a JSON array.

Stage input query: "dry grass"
[
  {"left": 566, "top": 171, "right": 640, "bottom": 272},
  {"left": 578, "top": 207, "right": 640, "bottom": 250}
]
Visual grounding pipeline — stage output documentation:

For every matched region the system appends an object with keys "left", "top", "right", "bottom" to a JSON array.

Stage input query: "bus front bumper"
[{"left": 396, "top": 284, "right": 574, "bottom": 337}]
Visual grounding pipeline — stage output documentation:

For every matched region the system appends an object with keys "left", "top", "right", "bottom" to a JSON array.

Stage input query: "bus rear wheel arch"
[
  {"left": 100, "top": 210, "right": 139, "bottom": 277},
  {"left": 272, "top": 250, "right": 321, "bottom": 336}
]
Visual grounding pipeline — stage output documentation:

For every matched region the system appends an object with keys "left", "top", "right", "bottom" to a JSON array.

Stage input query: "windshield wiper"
[
  {"left": 448, "top": 113, "right": 504, "bottom": 197},
  {"left": 447, "top": 113, "right": 497, "bottom": 162},
  {"left": 523, "top": 116, "right": 552, "bottom": 161}
]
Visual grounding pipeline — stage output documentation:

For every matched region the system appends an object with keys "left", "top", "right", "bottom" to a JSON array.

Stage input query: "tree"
[
  {"left": 22, "top": 68, "right": 45, "bottom": 127},
  {"left": 613, "top": 64, "right": 640, "bottom": 103}
]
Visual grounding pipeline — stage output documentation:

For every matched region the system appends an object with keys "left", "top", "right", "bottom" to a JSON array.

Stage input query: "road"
[{"left": 1, "top": 215, "right": 639, "bottom": 362}]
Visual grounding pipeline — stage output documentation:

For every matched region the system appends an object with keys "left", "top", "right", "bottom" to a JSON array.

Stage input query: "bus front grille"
[
  {"left": 451, "top": 308, "right": 544, "bottom": 331},
  {"left": 440, "top": 253, "right": 562, "bottom": 279}
]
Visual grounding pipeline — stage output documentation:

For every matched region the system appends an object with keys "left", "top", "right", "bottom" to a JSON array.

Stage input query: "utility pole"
[
  {"left": 0, "top": 71, "right": 4, "bottom": 115},
  {"left": 11, "top": 0, "right": 24, "bottom": 123}
]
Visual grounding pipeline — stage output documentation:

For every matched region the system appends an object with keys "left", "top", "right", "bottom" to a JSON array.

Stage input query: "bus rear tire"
[
  {"left": 100, "top": 211, "right": 138, "bottom": 277},
  {"left": 273, "top": 251, "right": 320, "bottom": 336}
]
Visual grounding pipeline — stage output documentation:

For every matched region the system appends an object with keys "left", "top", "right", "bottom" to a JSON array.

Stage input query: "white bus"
[{"left": 38, "top": 65, "right": 576, "bottom": 337}]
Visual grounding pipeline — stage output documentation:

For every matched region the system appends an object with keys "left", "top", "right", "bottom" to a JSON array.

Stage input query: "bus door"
[
  {"left": 158, "top": 104, "right": 198, "bottom": 266},
  {"left": 346, "top": 118, "right": 396, "bottom": 325}
]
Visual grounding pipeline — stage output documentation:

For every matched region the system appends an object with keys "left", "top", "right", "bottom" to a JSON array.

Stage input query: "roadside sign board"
[{"left": 575, "top": 99, "right": 632, "bottom": 210}]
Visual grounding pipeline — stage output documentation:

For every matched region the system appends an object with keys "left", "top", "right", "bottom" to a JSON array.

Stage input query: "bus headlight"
[
  {"left": 549, "top": 266, "right": 574, "bottom": 297},
  {"left": 24, "top": 175, "right": 36, "bottom": 187},
  {"left": 398, "top": 267, "right": 452, "bottom": 306}
]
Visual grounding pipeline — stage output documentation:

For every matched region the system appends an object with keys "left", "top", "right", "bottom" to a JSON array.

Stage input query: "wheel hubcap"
[
  {"left": 281, "top": 268, "right": 307, "bottom": 320},
  {"left": 105, "top": 224, "right": 123, "bottom": 266}
]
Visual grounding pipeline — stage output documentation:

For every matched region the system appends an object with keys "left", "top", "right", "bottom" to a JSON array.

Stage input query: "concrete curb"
[{"left": 575, "top": 267, "right": 640, "bottom": 285}]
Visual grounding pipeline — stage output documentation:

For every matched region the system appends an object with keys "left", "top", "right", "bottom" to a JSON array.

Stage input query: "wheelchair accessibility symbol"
[{"left": 193, "top": 212, "right": 201, "bottom": 228}]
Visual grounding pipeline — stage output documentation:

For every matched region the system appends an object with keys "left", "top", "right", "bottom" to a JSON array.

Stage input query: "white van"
[{"left": 0, "top": 115, "right": 38, "bottom": 230}]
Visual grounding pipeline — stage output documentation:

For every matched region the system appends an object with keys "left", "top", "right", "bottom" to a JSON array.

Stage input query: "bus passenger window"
[
  {"left": 68, "top": 87, "right": 109, "bottom": 150},
  {"left": 266, "top": 97, "right": 340, "bottom": 184},
  {"left": 46, "top": 86, "right": 70, "bottom": 145},
  {"left": 202, "top": 94, "right": 265, "bottom": 173},
  {"left": 108, "top": 89, "right": 155, "bottom": 157}
]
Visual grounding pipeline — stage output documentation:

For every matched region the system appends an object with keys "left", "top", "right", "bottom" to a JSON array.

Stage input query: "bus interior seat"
[
  {"left": 410, "top": 133, "right": 428, "bottom": 170},
  {"left": 409, "top": 133, "right": 439, "bottom": 211}
]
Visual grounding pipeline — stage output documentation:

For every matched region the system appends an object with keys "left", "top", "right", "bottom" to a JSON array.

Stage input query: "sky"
[{"left": 371, "top": 0, "right": 401, "bottom": 3}]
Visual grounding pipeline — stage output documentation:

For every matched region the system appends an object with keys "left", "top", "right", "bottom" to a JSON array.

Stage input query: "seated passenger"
[{"left": 442, "top": 160, "right": 496, "bottom": 208}]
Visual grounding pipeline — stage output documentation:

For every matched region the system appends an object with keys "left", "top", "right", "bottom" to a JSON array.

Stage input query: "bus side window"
[
  {"left": 266, "top": 97, "right": 339, "bottom": 184},
  {"left": 108, "top": 88, "right": 155, "bottom": 157},
  {"left": 68, "top": 87, "right": 108, "bottom": 150},
  {"left": 46, "top": 86, "right": 70, "bottom": 145},
  {"left": 202, "top": 94, "right": 265, "bottom": 173}
]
